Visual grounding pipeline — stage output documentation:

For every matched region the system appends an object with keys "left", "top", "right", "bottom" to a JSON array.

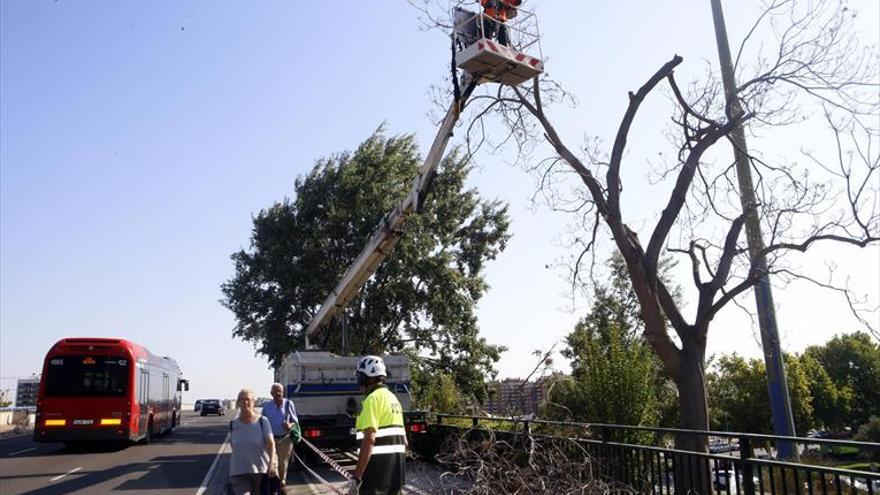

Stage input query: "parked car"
[
  {"left": 200, "top": 399, "right": 225, "bottom": 416},
  {"left": 194, "top": 399, "right": 204, "bottom": 412},
  {"left": 850, "top": 476, "right": 880, "bottom": 493},
  {"left": 712, "top": 468, "right": 761, "bottom": 492}
]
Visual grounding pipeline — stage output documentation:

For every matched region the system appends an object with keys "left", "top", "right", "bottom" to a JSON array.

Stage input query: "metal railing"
[{"left": 428, "top": 414, "right": 880, "bottom": 494}]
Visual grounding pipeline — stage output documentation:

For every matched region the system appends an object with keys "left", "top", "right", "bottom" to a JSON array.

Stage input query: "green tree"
[
  {"left": 544, "top": 254, "right": 675, "bottom": 429},
  {"left": 856, "top": 416, "right": 880, "bottom": 461},
  {"left": 221, "top": 129, "right": 510, "bottom": 403},
  {"left": 856, "top": 416, "right": 880, "bottom": 443},
  {"left": 412, "top": 369, "right": 461, "bottom": 413},
  {"left": 804, "top": 332, "right": 880, "bottom": 429},
  {"left": 0, "top": 390, "right": 11, "bottom": 407},
  {"left": 708, "top": 355, "right": 770, "bottom": 433},
  {"left": 562, "top": 319, "right": 659, "bottom": 427},
  {"left": 708, "top": 353, "right": 814, "bottom": 434},
  {"left": 799, "top": 353, "right": 852, "bottom": 431},
  {"left": 782, "top": 354, "right": 815, "bottom": 435}
]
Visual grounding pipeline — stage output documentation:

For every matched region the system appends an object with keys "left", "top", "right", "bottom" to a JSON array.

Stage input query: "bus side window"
[{"left": 139, "top": 369, "right": 149, "bottom": 405}]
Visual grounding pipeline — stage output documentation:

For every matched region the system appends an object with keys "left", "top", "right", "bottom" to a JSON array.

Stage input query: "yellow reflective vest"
[{"left": 356, "top": 385, "right": 405, "bottom": 491}]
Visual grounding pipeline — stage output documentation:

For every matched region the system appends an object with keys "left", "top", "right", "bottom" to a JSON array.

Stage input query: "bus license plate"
[{"left": 73, "top": 419, "right": 94, "bottom": 425}]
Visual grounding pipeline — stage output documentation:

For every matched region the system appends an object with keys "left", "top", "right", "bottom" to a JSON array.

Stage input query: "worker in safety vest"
[
  {"left": 480, "top": 0, "right": 521, "bottom": 46},
  {"left": 349, "top": 355, "right": 406, "bottom": 495}
]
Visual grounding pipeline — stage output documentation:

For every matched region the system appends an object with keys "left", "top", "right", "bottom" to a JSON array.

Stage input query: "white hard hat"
[{"left": 356, "top": 355, "right": 387, "bottom": 377}]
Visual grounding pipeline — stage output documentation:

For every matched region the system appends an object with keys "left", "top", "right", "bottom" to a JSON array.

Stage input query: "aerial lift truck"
[{"left": 276, "top": 2, "right": 544, "bottom": 452}]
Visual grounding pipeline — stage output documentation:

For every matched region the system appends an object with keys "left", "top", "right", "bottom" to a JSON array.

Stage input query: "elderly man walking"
[{"left": 262, "top": 382, "right": 299, "bottom": 488}]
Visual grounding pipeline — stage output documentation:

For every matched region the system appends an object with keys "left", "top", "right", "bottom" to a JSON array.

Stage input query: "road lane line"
[
  {"left": 8, "top": 447, "right": 36, "bottom": 456},
  {"left": 195, "top": 431, "right": 230, "bottom": 495},
  {"left": 49, "top": 467, "right": 82, "bottom": 482}
]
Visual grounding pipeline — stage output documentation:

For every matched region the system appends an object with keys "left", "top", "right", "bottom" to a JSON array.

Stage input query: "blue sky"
[{"left": 2, "top": 1, "right": 878, "bottom": 402}]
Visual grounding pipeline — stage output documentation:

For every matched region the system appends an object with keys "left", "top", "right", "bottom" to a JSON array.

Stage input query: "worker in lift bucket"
[
  {"left": 349, "top": 355, "right": 406, "bottom": 495},
  {"left": 480, "top": 0, "right": 521, "bottom": 46}
]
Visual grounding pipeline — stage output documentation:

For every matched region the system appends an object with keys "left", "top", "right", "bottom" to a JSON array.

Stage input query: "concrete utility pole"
[{"left": 709, "top": 0, "right": 798, "bottom": 458}]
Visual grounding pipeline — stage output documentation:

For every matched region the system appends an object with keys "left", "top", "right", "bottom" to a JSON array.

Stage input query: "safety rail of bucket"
[{"left": 453, "top": 2, "right": 543, "bottom": 85}]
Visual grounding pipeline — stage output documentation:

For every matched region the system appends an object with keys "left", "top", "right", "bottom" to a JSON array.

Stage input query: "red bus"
[{"left": 34, "top": 337, "right": 189, "bottom": 445}]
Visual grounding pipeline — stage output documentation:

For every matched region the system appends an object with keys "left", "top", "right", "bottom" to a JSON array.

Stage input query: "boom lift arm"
[
  {"left": 304, "top": 5, "right": 543, "bottom": 341},
  {"left": 305, "top": 77, "right": 480, "bottom": 339}
]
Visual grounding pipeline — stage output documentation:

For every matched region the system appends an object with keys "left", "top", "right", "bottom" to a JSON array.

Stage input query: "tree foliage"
[
  {"left": 708, "top": 332, "right": 878, "bottom": 433},
  {"left": 708, "top": 353, "right": 817, "bottom": 433},
  {"left": 412, "top": 367, "right": 462, "bottom": 413},
  {"left": 221, "top": 129, "right": 511, "bottom": 402},
  {"left": 798, "top": 352, "right": 853, "bottom": 431},
  {"left": 856, "top": 416, "right": 880, "bottom": 443},
  {"left": 805, "top": 332, "right": 880, "bottom": 429},
  {"left": 544, "top": 254, "right": 678, "bottom": 428}
]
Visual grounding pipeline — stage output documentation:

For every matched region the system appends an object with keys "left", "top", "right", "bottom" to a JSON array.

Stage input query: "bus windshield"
[{"left": 45, "top": 355, "right": 130, "bottom": 397}]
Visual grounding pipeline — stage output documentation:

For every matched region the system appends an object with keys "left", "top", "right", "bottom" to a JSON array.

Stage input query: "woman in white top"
[{"left": 228, "top": 388, "right": 278, "bottom": 495}]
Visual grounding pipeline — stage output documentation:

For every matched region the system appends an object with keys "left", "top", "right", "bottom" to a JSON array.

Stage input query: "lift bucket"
[{"left": 453, "top": 5, "right": 544, "bottom": 86}]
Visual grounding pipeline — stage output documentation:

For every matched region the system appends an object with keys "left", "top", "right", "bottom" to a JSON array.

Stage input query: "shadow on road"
[{"left": 3, "top": 453, "right": 216, "bottom": 495}]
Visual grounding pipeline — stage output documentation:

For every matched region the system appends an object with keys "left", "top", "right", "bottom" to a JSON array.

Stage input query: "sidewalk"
[{"left": 0, "top": 424, "right": 31, "bottom": 438}]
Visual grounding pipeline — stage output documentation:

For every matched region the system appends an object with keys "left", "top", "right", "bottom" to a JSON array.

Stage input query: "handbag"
[
  {"left": 288, "top": 421, "right": 302, "bottom": 444},
  {"left": 260, "top": 473, "right": 283, "bottom": 495}
]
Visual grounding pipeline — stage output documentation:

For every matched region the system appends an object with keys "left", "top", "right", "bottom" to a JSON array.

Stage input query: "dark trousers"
[
  {"left": 482, "top": 18, "right": 509, "bottom": 46},
  {"left": 360, "top": 488, "right": 401, "bottom": 495}
]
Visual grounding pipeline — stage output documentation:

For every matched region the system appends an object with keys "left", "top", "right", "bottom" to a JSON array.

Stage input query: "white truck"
[{"left": 275, "top": 351, "right": 427, "bottom": 450}]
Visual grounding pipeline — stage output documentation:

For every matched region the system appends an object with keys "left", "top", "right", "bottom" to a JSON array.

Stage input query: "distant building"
[
  {"left": 485, "top": 375, "right": 556, "bottom": 416},
  {"left": 16, "top": 378, "right": 40, "bottom": 408}
]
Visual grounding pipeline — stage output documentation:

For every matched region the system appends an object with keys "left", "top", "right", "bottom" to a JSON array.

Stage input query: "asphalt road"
[
  {"left": 0, "top": 411, "right": 229, "bottom": 495},
  {"left": 0, "top": 411, "right": 441, "bottom": 495}
]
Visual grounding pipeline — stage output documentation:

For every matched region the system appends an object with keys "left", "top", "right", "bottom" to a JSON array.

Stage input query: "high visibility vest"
[{"left": 356, "top": 386, "right": 405, "bottom": 490}]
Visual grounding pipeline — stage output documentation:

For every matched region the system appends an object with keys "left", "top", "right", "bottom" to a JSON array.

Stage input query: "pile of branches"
[{"left": 431, "top": 427, "right": 635, "bottom": 494}]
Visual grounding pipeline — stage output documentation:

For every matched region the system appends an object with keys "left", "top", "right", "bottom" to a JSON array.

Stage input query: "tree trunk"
[{"left": 673, "top": 339, "right": 712, "bottom": 493}]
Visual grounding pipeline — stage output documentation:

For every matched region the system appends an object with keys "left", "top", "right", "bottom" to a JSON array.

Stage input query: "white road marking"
[
  {"left": 49, "top": 466, "right": 82, "bottom": 482},
  {"left": 8, "top": 447, "right": 36, "bottom": 456},
  {"left": 195, "top": 432, "right": 230, "bottom": 495}
]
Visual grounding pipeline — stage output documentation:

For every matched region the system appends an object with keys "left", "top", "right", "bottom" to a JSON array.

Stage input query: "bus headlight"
[{"left": 45, "top": 419, "right": 66, "bottom": 426}]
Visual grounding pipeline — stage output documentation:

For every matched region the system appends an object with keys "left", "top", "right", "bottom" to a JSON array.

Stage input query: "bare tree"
[{"left": 420, "top": 0, "right": 879, "bottom": 454}]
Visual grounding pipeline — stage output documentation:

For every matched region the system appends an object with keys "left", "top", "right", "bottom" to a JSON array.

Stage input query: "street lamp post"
[{"left": 708, "top": 0, "right": 798, "bottom": 459}]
